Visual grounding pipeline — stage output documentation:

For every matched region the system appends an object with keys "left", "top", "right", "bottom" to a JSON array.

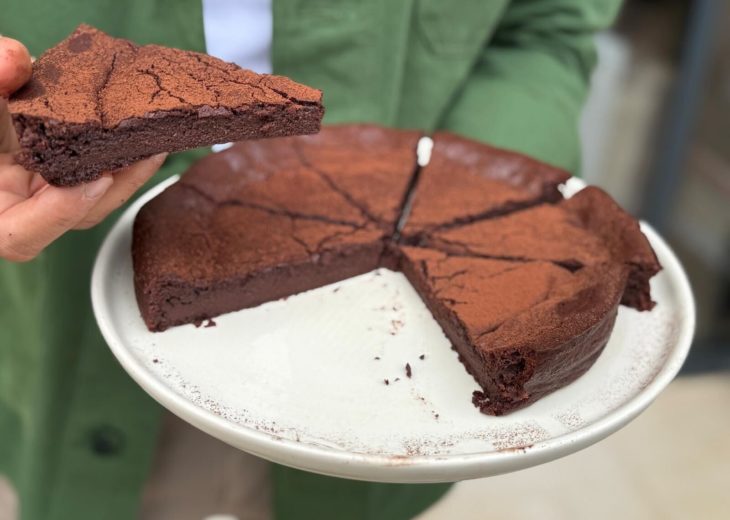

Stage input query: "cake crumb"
[
  {"left": 374, "top": 356, "right": 380, "bottom": 360},
  {"left": 384, "top": 379, "right": 390, "bottom": 385},
  {"left": 419, "top": 354, "right": 425, "bottom": 360},
  {"left": 333, "top": 287, "right": 341, "bottom": 293},
  {"left": 152, "top": 358, "right": 159, "bottom": 364},
  {"left": 405, "top": 363, "right": 412, "bottom": 378},
  {"left": 389, "top": 319, "right": 404, "bottom": 335},
  {"left": 204, "top": 318, "right": 216, "bottom": 328}
]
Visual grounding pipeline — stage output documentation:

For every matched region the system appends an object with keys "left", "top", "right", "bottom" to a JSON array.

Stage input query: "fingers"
[
  {"left": 0, "top": 36, "right": 32, "bottom": 97},
  {"left": 0, "top": 97, "right": 18, "bottom": 153},
  {"left": 0, "top": 175, "right": 113, "bottom": 262},
  {"left": 75, "top": 153, "right": 167, "bottom": 229},
  {"left": 0, "top": 37, "right": 33, "bottom": 153}
]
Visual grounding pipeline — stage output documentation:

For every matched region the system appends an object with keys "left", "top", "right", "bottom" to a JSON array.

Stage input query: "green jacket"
[{"left": 0, "top": 1, "right": 620, "bottom": 518}]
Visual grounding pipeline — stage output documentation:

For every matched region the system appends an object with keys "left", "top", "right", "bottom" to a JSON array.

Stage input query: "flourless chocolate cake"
[
  {"left": 9, "top": 24, "right": 324, "bottom": 186},
  {"left": 178, "top": 125, "right": 422, "bottom": 232},
  {"left": 134, "top": 183, "right": 384, "bottom": 332},
  {"left": 396, "top": 247, "right": 628, "bottom": 415},
  {"left": 403, "top": 132, "right": 571, "bottom": 235},
  {"left": 418, "top": 187, "right": 661, "bottom": 311},
  {"left": 132, "top": 125, "right": 661, "bottom": 414},
  {"left": 134, "top": 124, "right": 420, "bottom": 331}
]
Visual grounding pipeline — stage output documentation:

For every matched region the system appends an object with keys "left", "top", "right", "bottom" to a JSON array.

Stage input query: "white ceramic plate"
[{"left": 91, "top": 176, "right": 695, "bottom": 483}]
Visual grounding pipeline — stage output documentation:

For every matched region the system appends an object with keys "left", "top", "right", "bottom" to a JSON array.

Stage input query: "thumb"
[
  {"left": 0, "top": 36, "right": 33, "bottom": 153},
  {"left": 0, "top": 36, "right": 32, "bottom": 97},
  {"left": 0, "top": 175, "right": 113, "bottom": 261}
]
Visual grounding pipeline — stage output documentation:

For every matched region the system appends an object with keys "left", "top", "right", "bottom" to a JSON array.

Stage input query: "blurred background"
[
  {"left": 580, "top": 0, "right": 729, "bottom": 371},
  {"left": 418, "top": 1, "right": 730, "bottom": 518}
]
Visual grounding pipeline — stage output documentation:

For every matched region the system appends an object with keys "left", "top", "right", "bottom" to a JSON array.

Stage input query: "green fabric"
[
  {"left": 273, "top": 466, "right": 450, "bottom": 520},
  {"left": 1, "top": 2, "right": 207, "bottom": 520},
  {"left": 438, "top": 0, "right": 624, "bottom": 172},
  {"left": 0, "top": 0, "right": 621, "bottom": 519}
]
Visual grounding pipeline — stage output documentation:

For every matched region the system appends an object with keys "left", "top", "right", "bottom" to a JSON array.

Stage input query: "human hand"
[{"left": 0, "top": 35, "right": 166, "bottom": 262}]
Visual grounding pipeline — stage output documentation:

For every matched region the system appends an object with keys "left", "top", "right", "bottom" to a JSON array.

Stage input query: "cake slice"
[
  {"left": 9, "top": 24, "right": 324, "bottom": 186},
  {"left": 398, "top": 246, "right": 628, "bottom": 414},
  {"left": 133, "top": 125, "right": 422, "bottom": 331},
  {"left": 402, "top": 132, "right": 570, "bottom": 235},
  {"left": 178, "top": 125, "right": 421, "bottom": 232},
  {"left": 133, "top": 183, "right": 384, "bottom": 332},
  {"left": 292, "top": 124, "right": 422, "bottom": 232},
  {"left": 422, "top": 187, "right": 661, "bottom": 310},
  {"left": 561, "top": 187, "right": 661, "bottom": 311}
]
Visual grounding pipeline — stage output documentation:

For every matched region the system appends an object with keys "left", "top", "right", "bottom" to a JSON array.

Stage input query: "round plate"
[{"left": 91, "top": 176, "right": 695, "bottom": 483}]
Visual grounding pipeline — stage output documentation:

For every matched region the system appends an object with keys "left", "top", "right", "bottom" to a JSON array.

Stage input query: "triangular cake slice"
[
  {"left": 423, "top": 187, "right": 661, "bottom": 310},
  {"left": 10, "top": 24, "right": 324, "bottom": 186},
  {"left": 292, "top": 124, "right": 422, "bottom": 231},
  {"left": 398, "top": 246, "right": 628, "bottom": 414},
  {"left": 179, "top": 125, "right": 421, "bottom": 232},
  {"left": 133, "top": 182, "right": 384, "bottom": 331},
  {"left": 402, "top": 132, "right": 570, "bottom": 235}
]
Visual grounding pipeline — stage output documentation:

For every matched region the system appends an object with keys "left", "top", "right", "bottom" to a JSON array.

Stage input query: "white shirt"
[{"left": 202, "top": 0, "right": 273, "bottom": 74}]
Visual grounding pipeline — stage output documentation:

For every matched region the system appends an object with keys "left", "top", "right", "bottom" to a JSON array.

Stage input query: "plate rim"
[{"left": 91, "top": 176, "right": 696, "bottom": 482}]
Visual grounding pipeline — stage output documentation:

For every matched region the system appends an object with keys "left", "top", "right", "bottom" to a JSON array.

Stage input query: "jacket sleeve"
[{"left": 437, "top": 0, "right": 623, "bottom": 174}]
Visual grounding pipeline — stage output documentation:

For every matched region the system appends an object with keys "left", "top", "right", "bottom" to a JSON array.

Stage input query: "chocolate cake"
[
  {"left": 178, "top": 125, "right": 422, "bottom": 232},
  {"left": 419, "top": 187, "right": 661, "bottom": 310},
  {"left": 134, "top": 124, "right": 420, "bottom": 331},
  {"left": 9, "top": 24, "right": 324, "bottom": 186},
  {"left": 132, "top": 125, "right": 661, "bottom": 414},
  {"left": 396, "top": 247, "right": 627, "bottom": 415},
  {"left": 134, "top": 183, "right": 384, "bottom": 331},
  {"left": 402, "top": 132, "right": 570, "bottom": 235}
]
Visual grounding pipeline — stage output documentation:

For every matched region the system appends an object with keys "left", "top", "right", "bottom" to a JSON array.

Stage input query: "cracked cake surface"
[
  {"left": 133, "top": 124, "right": 420, "bottom": 331},
  {"left": 132, "top": 124, "right": 662, "bottom": 414},
  {"left": 421, "top": 187, "right": 661, "bottom": 310},
  {"left": 9, "top": 24, "right": 324, "bottom": 186},
  {"left": 177, "top": 125, "right": 421, "bottom": 232},
  {"left": 133, "top": 182, "right": 385, "bottom": 332},
  {"left": 403, "top": 132, "right": 571, "bottom": 234},
  {"left": 396, "top": 246, "right": 628, "bottom": 414}
]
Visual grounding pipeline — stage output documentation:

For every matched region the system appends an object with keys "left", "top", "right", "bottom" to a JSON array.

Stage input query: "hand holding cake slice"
[{"left": 9, "top": 24, "right": 324, "bottom": 186}]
